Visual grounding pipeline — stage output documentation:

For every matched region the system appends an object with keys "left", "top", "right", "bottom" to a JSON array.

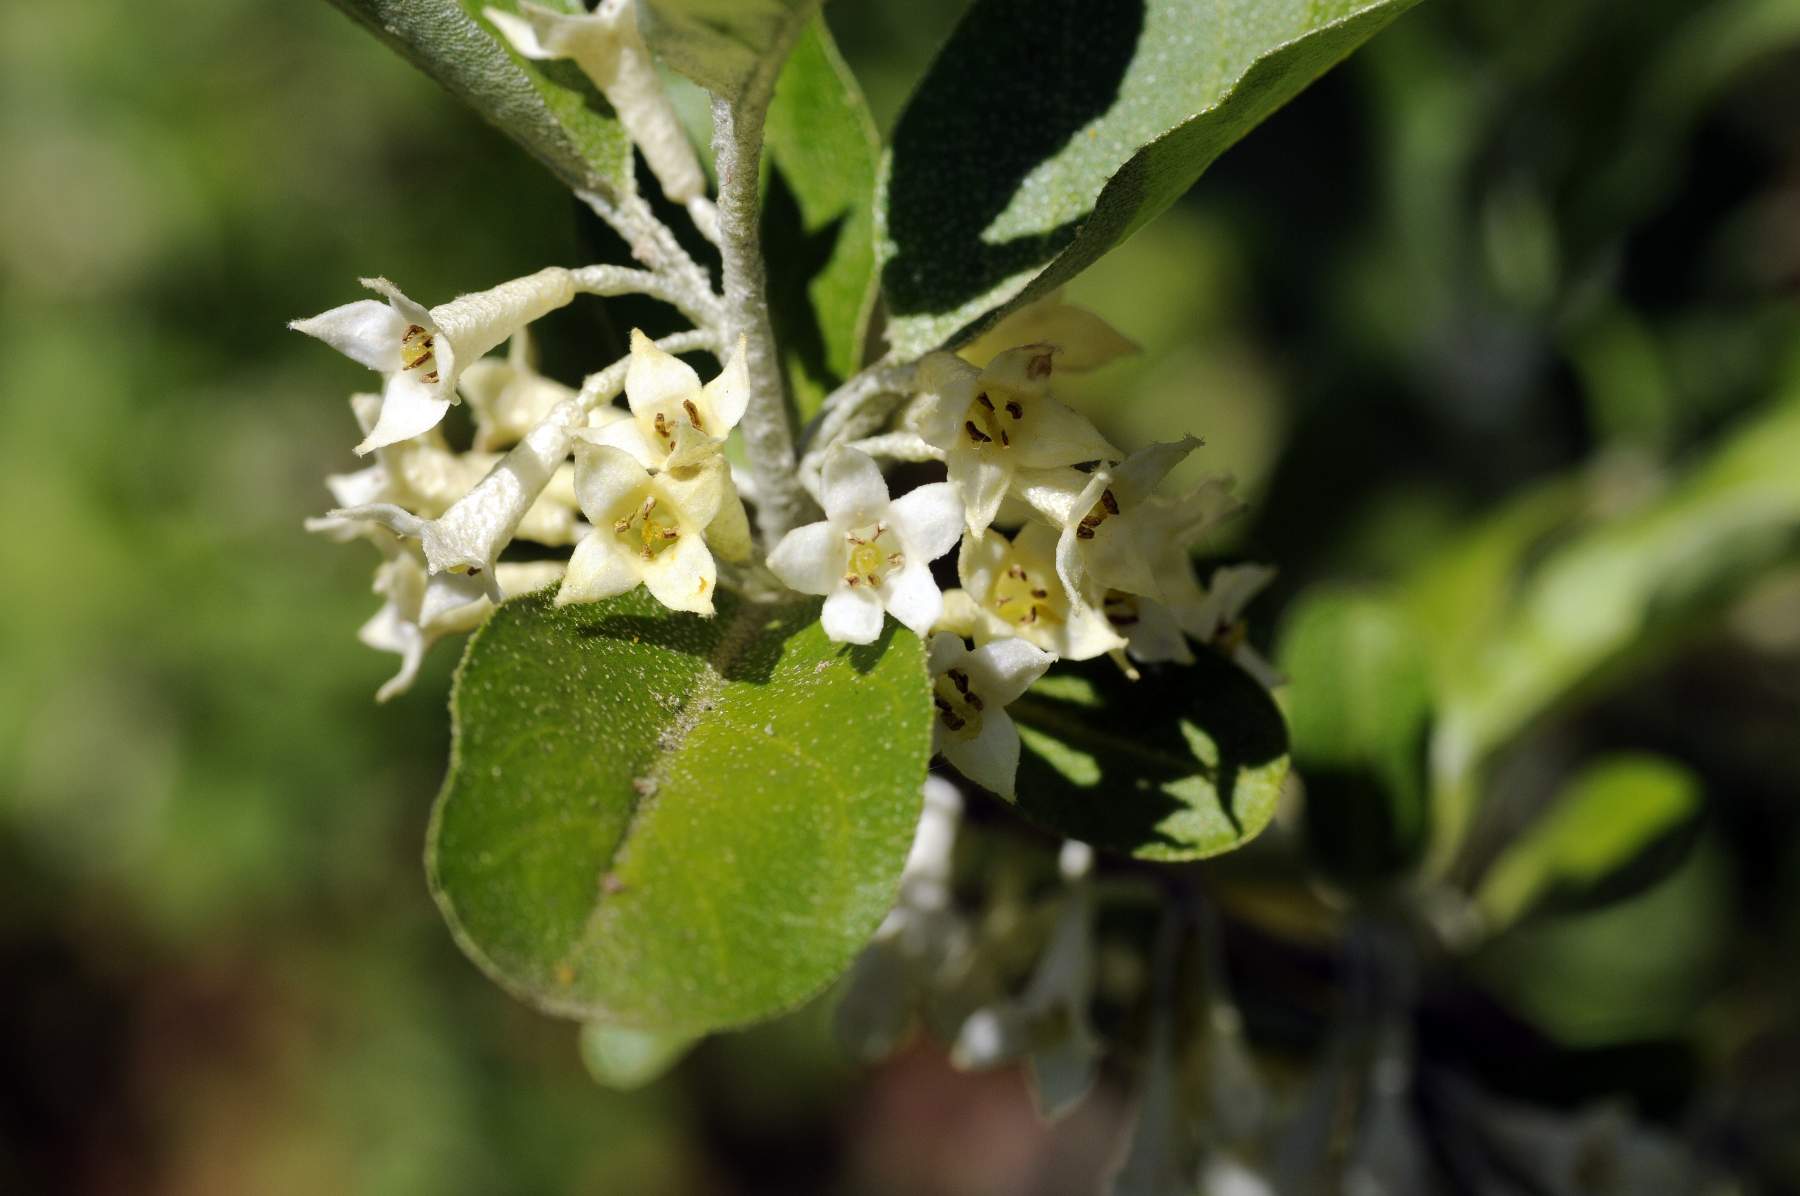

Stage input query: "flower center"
[
  {"left": 651, "top": 398, "right": 707, "bottom": 449},
  {"left": 932, "top": 667, "right": 985, "bottom": 740},
  {"left": 843, "top": 523, "right": 904, "bottom": 588},
  {"left": 400, "top": 324, "right": 439, "bottom": 385},
  {"left": 991, "top": 559, "right": 1061, "bottom": 629},
  {"left": 612, "top": 495, "right": 681, "bottom": 560},
  {"left": 961, "top": 389, "right": 1026, "bottom": 450},
  {"left": 1075, "top": 487, "right": 1119, "bottom": 541}
]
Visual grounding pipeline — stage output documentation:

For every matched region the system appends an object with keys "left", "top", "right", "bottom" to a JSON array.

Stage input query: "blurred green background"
[{"left": 4, "top": 0, "right": 1799, "bottom": 1192}]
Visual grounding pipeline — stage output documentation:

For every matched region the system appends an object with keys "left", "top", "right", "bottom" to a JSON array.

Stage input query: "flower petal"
[
  {"left": 641, "top": 528, "right": 716, "bottom": 615},
  {"left": 624, "top": 327, "right": 701, "bottom": 416},
  {"left": 820, "top": 447, "right": 891, "bottom": 528},
  {"left": 981, "top": 344, "right": 1058, "bottom": 400},
  {"left": 966, "top": 637, "right": 1055, "bottom": 706},
  {"left": 821, "top": 585, "right": 885, "bottom": 644},
  {"left": 1109, "top": 437, "right": 1199, "bottom": 507},
  {"left": 927, "top": 630, "right": 970, "bottom": 675},
  {"left": 887, "top": 481, "right": 964, "bottom": 563},
  {"left": 356, "top": 375, "right": 452, "bottom": 456},
  {"left": 290, "top": 298, "right": 406, "bottom": 373},
  {"left": 704, "top": 470, "right": 753, "bottom": 564},
  {"left": 573, "top": 442, "right": 651, "bottom": 524},
  {"left": 1014, "top": 398, "right": 1120, "bottom": 469},
  {"left": 882, "top": 563, "right": 943, "bottom": 638},
  {"left": 943, "top": 709, "right": 1021, "bottom": 797},
  {"left": 556, "top": 531, "right": 640, "bottom": 606},
  {"left": 956, "top": 528, "right": 1008, "bottom": 597},
  {"left": 950, "top": 450, "right": 1011, "bottom": 535},
  {"left": 581, "top": 418, "right": 661, "bottom": 470},
  {"left": 767, "top": 520, "right": 846, "bottom": 597},
  {"left": 1122, "top": 598, "right": 1193, "bottom": 665},
  {"left": 700, "top": 336, "right": 750, "bottom": 431}
]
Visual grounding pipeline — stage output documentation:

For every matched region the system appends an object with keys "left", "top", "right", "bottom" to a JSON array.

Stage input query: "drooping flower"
[
  {"left": 586, "top": 329, "right": 749, "bottom": 471},
  {"left": 926, "top": 631, "right": 1054, "bottom": 798},
  {"left": 765, "top": 447, "right": 963, "bottom": 645},
  {"left": 914, "top": 345, "right": 1119, "bottom": 535},
  {"left": 958, "top": 288, "right": 1138, "bottom": 373},
  {"left": 331, "top": 400, "right": 584, "bottom": 595},
  {"left": 457, "top": 325, "right": 603, "bottom": 452},
  {"left": 483, "top": 0, "right": 709, "bottom": 211},
  {"left": 358, "top": 546, "right": 564, "bottom": 702},
  {"left": 948, "top": 523, "right": 1126, "bottom": 661},
  {"left": 555, "top": 441, "right": 728, "bottom": 615}
]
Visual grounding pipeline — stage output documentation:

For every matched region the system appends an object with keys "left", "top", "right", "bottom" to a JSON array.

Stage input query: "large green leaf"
[
  {"left": 763, "top": 18, "right": 881, "bottom": 418},
  {"left": 877, "top": 0, "right": 1422, "bottom": 356},
  {"left": 1277, "top": 588, "right": 1433, "bottom": 880},
  {"left": 326, "top": 0, "right": 633, "bottom": 193},
  {"left": 1008, "top": 651, "right": 1288, "bottom": 861},
  {"left": 1475, "top": 754, "right": 1704, "bottom": 933},
  {"left": 429, "top": 586, "right": 931, "bottom": 1034},
  {"left": 638, "top": 0, "right": 818, "bottom": 102}
]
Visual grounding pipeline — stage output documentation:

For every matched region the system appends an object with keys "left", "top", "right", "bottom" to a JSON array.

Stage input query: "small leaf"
[
  {"left": 638, "top": 0, "right": 819, "bottom": 102},
  {"left": 762, "top": 17, "right": 881, "bottom": 418},
  {"left": 1008, "top": 651, "right": 1288, "bottom": 861},
  {"left": 327, "top": 0, "right": 633, "bottom": 193},
  {"left": 1475, "top": 755, "right": 1704, "bottom": 933},
  {"left": 578, "top": 1022, "right": 698, "bottom": 1089},
  {"left": 1277, "top": 588, "right": 1433, "bottom": 880},
  {"left": 429, "top": 586, "right": 931, "bottom": 1034},
  {"left": 877, "top": 0, "right": 1422, "bottom": 356}
]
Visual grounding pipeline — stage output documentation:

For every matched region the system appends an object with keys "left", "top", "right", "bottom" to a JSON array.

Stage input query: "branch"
[{"left": 569, "top": 263, "right": 720, "bottom": 332}]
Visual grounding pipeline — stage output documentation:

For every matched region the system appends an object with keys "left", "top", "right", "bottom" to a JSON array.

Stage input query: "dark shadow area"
[
  {"left": 841, "top": 619, "right": 901, "bottom": 677},
  {"left": 879, "top": 0, "right": 1144, "bottom": 318},
  {"left": 762, "top": 163, "right": 849, "bottom": 396},
  {"left": 1009, "top": 647, "right": 1288, "bottom": 856}
]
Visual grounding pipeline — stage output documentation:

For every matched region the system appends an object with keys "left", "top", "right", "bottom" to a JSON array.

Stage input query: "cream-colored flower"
[
  {"left": 951, "top": 523, "right": 1125, "bottom": 661},
  {"left": 587, "top": 329, "right": 748, "bottom": 472},
  {"left": 457, "top": 325, "right": 610, "bottom": 452},
  {"left": 958, "top": 288, "right": 1137, "bottom": 373},
  {"left": 926, "top": 632, "right": 1054, "bottom": 798},
  {"left": 766, "top": 448, "right": 963, "bottom": 644},
  {"left": 1182, "top": 562, "right": 1283, "bottom": 689},
  {"left": 292, "top": 267, "right": 576, "bottom": 455},
  {"left": 914, "top": 345, "right": 1119, "bottom": 535},
  {"left": 555, "top": 441, "right": 727, "bottom": 614}
]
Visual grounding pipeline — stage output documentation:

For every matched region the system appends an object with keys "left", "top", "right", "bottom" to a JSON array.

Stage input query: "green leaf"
[
  {"left": 1276, "top": 588, "right": 1433, "bottom": 880},
  {"left": 326, "top": 0, "right": 633, "bottom": 194},
  {"left": 578, "top": 1022, "right": 699, "bottom": 1089},
  {"left": 638, "top": 0, "right": 819, "bottom": 102},
  {"left": 1475, "top": 754, "right": 1704, "bottom": 933},
  {"left": 762, "top": 18, "right": 881, "bottom": 418},
  {"left": 877, "top": 0, "right": 1422, "bottom": 357},
  {"left": 1008, "top": 651, "right": 1288, "bottom": 861},
  {"left": 429, "top": 586, "right": 932, "bottom": 1034}
]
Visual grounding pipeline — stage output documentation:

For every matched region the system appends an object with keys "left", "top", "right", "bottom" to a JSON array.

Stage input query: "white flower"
[
  {"left": 587, "top": 329, "right": 749, "bottom": 471},
  {"left": 951, "top": 880, "right": 1100, "bottom": 1120},
  {"left": 766, "top": 447, "right": 963, "bottom": 645},
  {"left": 914, "top": 345, "right": 1119, "bottom": 535},
  {"left": 926, "top": 631, "right": 1053, "bottom": 798},
  {"left": 950, "top": 523, "right": 1126, "bottom": 661},
  {"left": 332, "top": 400, "right": 583, "bottom": 596},
  {"left": 958, "top": 288, "right": 1138, "bottom": 373},
  {"left": 484, "top": 0, "right": 709, "bottom": 211},
  {"left": 291, "top": 266, "right": 575, "bottom": 455},
  {"left": 1181, "top": 562, "right": 1283, "bottom": 689},
  {"left": 555, "top": 441, "right": 728, "bottom": 614},
  {"left": 358, "top": 547, "right": 564, "bottom": 702},
  {"left": 457, "top": 325, "right": 601, "bottom": 452}
]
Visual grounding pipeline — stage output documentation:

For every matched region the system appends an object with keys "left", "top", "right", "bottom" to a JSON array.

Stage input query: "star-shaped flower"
[
  {"left": 914, "top": 345, "right": 1119, "bottom": 535},
  {"left": 766, "top": 447, "right": 963, "bottom": 645},
  {"left": 586, "top": 329, "right": 749, "bottom": 472},
  {"left": 555, "top": 440, "right": 729, "bottom": 615},
  {"left": 949, "top": 523, "right": 1126, "bottom": 661},
  {"left": 925, "top": 631, "right": 1054, "bottom": 797},
  {"left": 291, "top": 266, "right": 575, "bottom": 455},
  {"left": 1180, "top": 562, "right": 1283, "bottom": 689}
]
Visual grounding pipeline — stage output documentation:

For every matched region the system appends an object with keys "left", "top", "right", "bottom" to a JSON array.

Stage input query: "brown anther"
[
  {"left": 887, "top": 552, "right": 905, "bottom": 567},
  {"left": 999, "top": 429, "right": 1011, "bottom": 447},
  {"left": 1109, "top": 612, "right": 1140, "bottom": 627},
  {"left": 1100, "top": 488, "right": 1120, "bottom": 515},
  {"left": 965, "top": 692, "right": 984, "bottom": 711},
  {"left": 1026, "top": 352, "right": 1053, "bottom": 379},
  {"left": 948, "top": 669, "right": 971, "bottom": 694},
  {"left": 420, "top": 370, "right": 439, "bottom": 384},
  {"left": 1075, "top": 525, "right": 1097, "bottom": 540},
  {"left": 1007, "top": 565, "right": 1027, "bottom": 580},
  {"left": 654, "top": 411, "right": 671, "bottom": 441},
  {"left": 865, "top": 574, "right": 880, "bottom": 587},
  {"left": 977, "top": 392, "right": 995, "bottom": 411},
  {"left": 933, "top": 695, "right": 954, "bottom": 713},
  {"left": 660, "top": 528, "right": 679, "bottom": 541},
  {"left": 846, "top": 574, "right": 862, "bottom": 587},
  {"left": 940, "top": 711, "right": 966, "bottom": 732},
  {"left": 682, "top": 399, "right": 704, "bottom": 430},
  {"left": 1005, "top": 400, "right": 1023, "bottom": 420},
  {"left": 1030, "top": 587, "right": 1048, "bottom": 599},
  {"left": 1023, "top": 609, "right": 1039, "bottom": 624},
  {"left": 964, "top": 420, "right": 991, "bottom": 444},
  {"left": 613, "top": 517, "right": 633, "bottom": 533}
]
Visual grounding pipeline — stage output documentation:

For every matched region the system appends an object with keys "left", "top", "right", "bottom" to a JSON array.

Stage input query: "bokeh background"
[{"left": 4, "top": 0, "right": 1799, "bottom": 1192}]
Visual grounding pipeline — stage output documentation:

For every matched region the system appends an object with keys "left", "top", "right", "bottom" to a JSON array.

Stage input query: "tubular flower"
[
  {"left": 359, "top": 547, "right": 565, "bottom": 702},
  {"left": 949, "top": 523, "right": 1125, "bottom": 661},
  {"left": 555, "top": 441, "right": 728, "bottom": 615},
  {"left": 587, "top": 329, "right": 749, "bottom": 471},
  {"left": 483, "top": 0, "right": 710, "bottom": 213},
  {"left": 766, "top": 447, "right": 964, "bottom": 645},
  {"left": 457, "top": 326, "right": 605, "bottom": 452},
  {"left": 926, "top": 632, "right": 1053, "bottom": 798},
  {"left": 957, "top": 288, "right": 1138, "bottom": 373},
  {"left": 914, "top": 345, "right": 1119, "bottom": 535},
  {"left": 291, "top": 267, "right": 577, "bottom": 455}
]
